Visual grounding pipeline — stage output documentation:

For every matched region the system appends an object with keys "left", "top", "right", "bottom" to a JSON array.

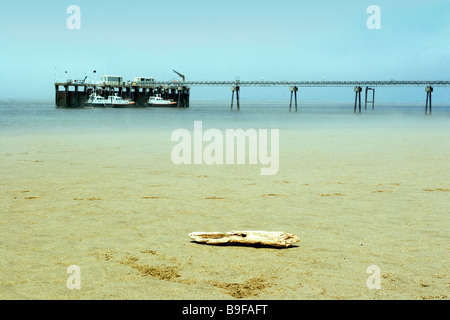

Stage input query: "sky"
[{"left": 0, "top": 0, "right": 449, "bottom": 101}]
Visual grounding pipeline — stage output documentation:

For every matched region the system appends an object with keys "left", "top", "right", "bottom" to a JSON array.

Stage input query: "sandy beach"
[{"left": 0, "top": 114, "right": 448, "bottom": 300}]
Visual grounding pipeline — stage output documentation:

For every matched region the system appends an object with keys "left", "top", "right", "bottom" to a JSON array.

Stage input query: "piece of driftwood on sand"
[{"left": 188, "top": 231, "right": 299, "bottom": 248}]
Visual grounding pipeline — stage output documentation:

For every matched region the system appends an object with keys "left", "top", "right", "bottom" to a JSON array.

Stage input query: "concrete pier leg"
[
  {"left": 354, "top": 86, "right": 362, "bottom": 113},
  {"left": 132, "top": 86, "right": 137, "bottom": 104},
  {"left": 429, "top": 90, "right": 432, "bottom": 114},
  {"left": 186, "top": 88, "right": 190, "bottom": 108},
  {"left": 359, "top": 91, "right": 362, "bottom": 113},
  {"left": 364, "top": 87, "right": 375, "bottom": 110},
  {"left": 372, "top": 88, "right": 375, "bottom": 110},
  {"left": 65, "top": 85, "right": 69, "bottom": 108},
  {"left": 74, "top": 85, "right": 79, "bottom": 107},
  {"left": 231, "top": 88, "right": 235, "bottom": 110},
  {"left": 294, "top": 87, "right": 298, "bottom": 111},
  {"left": 365, "top": 87, "right": 368, "bottom": 110},
  {"left": 289, "top": 86, "right": 298, "bottom": 111},
  {"left": 425, "top": 86, "right": 433, "bottom": 114},
  {"left": 289, "top": 91, "right": 293, "bottom": 111},
  {"left": 55, "top": 85, "right": 58, "bottom": 106},
  {"left": 142, "top": 88, "right": 146, "bottom": 106},
  {"left": 177, "top": 87, "right": 182, "bottom": 108},
  {"left": 231, "top": 85, "right": 240, "bottom": 110}
]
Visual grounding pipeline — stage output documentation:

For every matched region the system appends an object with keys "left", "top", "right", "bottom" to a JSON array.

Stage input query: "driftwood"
[{"left": 188, "top": 231, "right": 299, "bottom": 248}]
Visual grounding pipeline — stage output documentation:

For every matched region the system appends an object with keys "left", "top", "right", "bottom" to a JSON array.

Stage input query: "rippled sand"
[{"left": 0, "top": 118, "right": 448, "bottom": 299}]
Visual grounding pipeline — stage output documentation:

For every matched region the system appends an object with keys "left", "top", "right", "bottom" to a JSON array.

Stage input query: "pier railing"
[{"left": 152, "top": 80, "right": 450, "bottom": 87}]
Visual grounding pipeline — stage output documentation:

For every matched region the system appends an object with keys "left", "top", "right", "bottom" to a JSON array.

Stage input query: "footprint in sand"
[
  {"left": 211, "top": 277, "right": 270, "bottom": 299},
  {"left": 120, "top": 255, "right": 181, "bottom": 282},
  {"left": 140, "top": 250, "right": 157, "bottom": 255},
  {"left": 95, "top": 248, "right": 272, "bottom": 298},
  {"left": 424, "top": 188, "right": 450, "bottom": 192},
  {"left": 372, "top": 189, "right": 394, "bottom": 194}
]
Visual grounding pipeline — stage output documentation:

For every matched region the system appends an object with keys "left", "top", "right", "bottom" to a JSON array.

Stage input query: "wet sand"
[{"left": 0, "top": 122, "right": 448, "bottom": 299}]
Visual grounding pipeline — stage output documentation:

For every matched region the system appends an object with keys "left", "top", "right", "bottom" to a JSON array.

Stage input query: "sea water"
[{"left": 1, "top": 100, "right": 449, "bottom": 134}]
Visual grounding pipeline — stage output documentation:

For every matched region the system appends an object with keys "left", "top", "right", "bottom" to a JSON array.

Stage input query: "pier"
[
  {"left": 55, "top": 79, "right": 450, "bottom": 113},
  {"left": 54, "top": 82, "right": 190, "bottom": 108}
]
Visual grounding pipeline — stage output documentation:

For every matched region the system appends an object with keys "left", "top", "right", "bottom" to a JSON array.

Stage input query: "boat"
[
  {"left": 147, "top": 94, "right": 177, "bottom": 107},
  {"left": 106, "top": 94, "right": 135, "bottom": 107},
  {"left": 86, "top": 92, "right": 108, "bottom": 107}
]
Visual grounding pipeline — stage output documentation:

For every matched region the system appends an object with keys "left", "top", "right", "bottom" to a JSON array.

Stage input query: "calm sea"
[{"left": 1, "top": 100, "right": 449, "bottom": 134}]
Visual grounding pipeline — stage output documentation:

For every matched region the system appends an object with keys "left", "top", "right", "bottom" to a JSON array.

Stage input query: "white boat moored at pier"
[
  {"left": 86, "top": 92, "right": 108, "bottom": 107},
  {"left": 147, "top": 94, "right": 177, "bottom": 107},
  {"left": 106, "top": 94, "right": 135, "bottom": 107}
]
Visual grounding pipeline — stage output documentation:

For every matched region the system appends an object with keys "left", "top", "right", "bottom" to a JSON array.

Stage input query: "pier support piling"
[
  {"left": 183, "top": 87, "right": 189, "bottom": 108},
  {"left": 354, "top": 86, "right": 362, "bottom": 113},
  {"left": 289, "top": 86, "right": 298, "bottom": 111},
  {"left": 64, "top": 85, "right": 69, "bottom": 108},
  {"left": 177, "top": 87, "right": 183, "bottom": 108},
  {"left": 55, "top": 85, "right": 58, "bottom": 106},
  {"left": 231, "top": 85, "right": 240, "bottom": 110},
  {"left": 365, "top": 87, "right": 375, "bottom": 110},
  {"left": 425, "top": 86, "right": 433, "bottom": 114},
  {"left": 74, "top": 85, "right": 79, "bottom": 107}
]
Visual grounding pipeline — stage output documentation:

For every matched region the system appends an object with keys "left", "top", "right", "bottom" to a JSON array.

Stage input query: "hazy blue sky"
[{"left": 0, "top": 0, "right": 449, "bottom": 101}]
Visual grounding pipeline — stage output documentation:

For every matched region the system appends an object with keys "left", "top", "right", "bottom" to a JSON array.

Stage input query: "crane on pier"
[{"left": 173, "top": 70, "right": 185, "bottom": 82}]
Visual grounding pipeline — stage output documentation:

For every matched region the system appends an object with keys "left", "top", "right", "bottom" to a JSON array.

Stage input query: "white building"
[
  {"left": 101, "top": 75, "right": 123, "bottom": 86},
  {"left": 133, "top": 76, "right": 155, "bottom": 85}
]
